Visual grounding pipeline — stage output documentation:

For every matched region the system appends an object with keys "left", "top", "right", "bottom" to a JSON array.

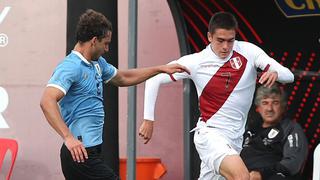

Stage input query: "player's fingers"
[
  {"left": 267, "top": 76, "right": 274, "bottom": 88},
  {"left": 265, "top": 74, "right": 276, "bottom": 88},
  {"left": 74, "top": 147, "right": 82, "bottom": 163},
  {"left": 169, "top": 64, "right": 190, "bottom": 75},
  {"left": 70, "top": 149, "right": 76, "bottom": 162},
  {"left": 138, "top": 128, "right": 146, "bottom": 137},
  {"left": 140, "top": 133, "right": 148, "bottom": 141},
  {"left": 144, "top": 137, "right": 151, "bottom": 144},
  {"left": 269, "top": 75, "right": 277, "bottom": 87},
  {"left": 258, "top": 73, "right": 267, "bottom": 85},
  {"left": 79, "top": 149, "right": 85, "bottom": 163},
  {"left": 81, "top": 146, "right": 88, "bottom": 160},
  {"left": 144, "top": 139, "right": 150, "bottom": 144},
  {"left": 260, "top": 72, "right": 272, "bottom": 87},
  {"left": 139, "top": 132, "right": 145, "bottom": 138},
  {"left": 179, "top": 65, "right": 190, "bottom": 75},
  {"left": 141, "top": 131, "right": 151, "bottom": 144},
  {"left": 264, "top": 79, "right": 271, "bottom": 88},
  {"left": 262, "top": 75, "right": 271, "bottom": 87}
]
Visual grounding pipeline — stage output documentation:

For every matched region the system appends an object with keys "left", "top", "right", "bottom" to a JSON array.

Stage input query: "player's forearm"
[
  {"left": 275, "top": 67, "right": 294, "bottom": 83},
  {"left": 114, "top": 66, "right": 165, "bottom": 87},
  {"left": 256, "top": 53, "right": 294, "bottom": 83},
  {"left": 143, "top": 79, "right": 160, "bottom": 120},
  {"left": 265, "top": 57, "right": 294, "bottom": 83},
  {"left": 40, "top": 99, "right": 72, "bottom": 140},
  {"left": 143, "top": 74, "right": 173, "bottom": 120}
]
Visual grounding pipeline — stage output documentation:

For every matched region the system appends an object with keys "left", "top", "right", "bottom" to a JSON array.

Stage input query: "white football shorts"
[{"left": 193, "top": 123, "right": 242, "bottom": 180}]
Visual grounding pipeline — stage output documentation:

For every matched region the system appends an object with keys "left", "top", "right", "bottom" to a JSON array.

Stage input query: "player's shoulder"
[
  {"left": 177, "top": 52, "right": 200, "bottom": 66},
  {"left": 55, "top": 53, "right": 83, "bottom": 72},
  {"left": 97, "top": 56, "right": 113, "bottom": 66},
  {"left": 64, "top": 53, "right": 83, "bottom": 65},
  {"left": 234, "top": 40, "right": 260, "bottom": 50},
  {"left": 181, "top": 46, "right": 211, "bottom": 61},
  {"left": 233, "top": 40, "right": 265, "bottom": 56},
  {"left": 97, "top": 56, "right": 107, "bottom": 63}
]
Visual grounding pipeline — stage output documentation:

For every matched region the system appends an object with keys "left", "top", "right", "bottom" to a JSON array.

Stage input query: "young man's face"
[
  {"left": 92, "top": 31, "right": 112, "bottom": 60},
  {"left": 257, "top": 94, "right": 284, "bottom": 127},
  {"left": 208, "top": 28, "right": 235, "bottom": 59}
]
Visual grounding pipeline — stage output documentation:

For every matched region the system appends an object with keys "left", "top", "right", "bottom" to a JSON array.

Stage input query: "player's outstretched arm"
[
  {"left": 110, "top": 63, "right": 189, "bottom": 87},
  {"left": 139, "top": 61, "right": 191, "bottom": 144}
]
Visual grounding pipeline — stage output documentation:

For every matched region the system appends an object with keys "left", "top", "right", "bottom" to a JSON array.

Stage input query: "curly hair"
[{"left": 76, "top": 9, "right": 113, "bottom": 42}]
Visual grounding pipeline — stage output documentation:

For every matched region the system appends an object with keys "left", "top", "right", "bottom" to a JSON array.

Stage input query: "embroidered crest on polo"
[
  {"left": 229, "top": 57, "right": 242, "bottom": 70},
  {"left": 268, "top": 128, "right": 279, "bottom": 139}
]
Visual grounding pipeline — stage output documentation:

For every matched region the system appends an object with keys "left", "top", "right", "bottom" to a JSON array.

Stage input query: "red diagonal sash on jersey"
[{"left": 199, "top": 51, "right": 248, "bottom": 122}]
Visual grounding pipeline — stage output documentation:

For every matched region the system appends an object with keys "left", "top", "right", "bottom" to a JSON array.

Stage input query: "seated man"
[{"left": 240, "top": 83, "right": 308, "bottom": 180}]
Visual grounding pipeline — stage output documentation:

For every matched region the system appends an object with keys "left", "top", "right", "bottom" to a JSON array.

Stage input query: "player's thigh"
[
  {"left": 198, "top": 161, "right": 223, "bottom": 180},
  {"left": 219, "top": 154, "right": 249, "bottom": 180},
  {"left": 194, "top": 128, "right": 238, "bottom": 175}
]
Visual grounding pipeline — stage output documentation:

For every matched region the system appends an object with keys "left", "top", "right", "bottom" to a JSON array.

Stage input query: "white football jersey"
[{"left": 144, "top": 40, "right": 294, "bottom": 140}]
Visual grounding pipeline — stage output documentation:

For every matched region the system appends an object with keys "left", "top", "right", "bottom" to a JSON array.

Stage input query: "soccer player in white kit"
[{"left": 139, "top": 12, "right": 294, "bottom": 180}]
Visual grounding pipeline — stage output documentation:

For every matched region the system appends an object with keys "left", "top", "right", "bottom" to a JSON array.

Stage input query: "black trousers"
[{"left": 60, "top": 144, "right": 119, "bottom": 180}]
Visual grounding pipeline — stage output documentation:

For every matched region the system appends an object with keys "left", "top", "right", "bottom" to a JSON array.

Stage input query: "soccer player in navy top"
[{"left": 40, "top": 9, "right": 189, "bottom": 180}]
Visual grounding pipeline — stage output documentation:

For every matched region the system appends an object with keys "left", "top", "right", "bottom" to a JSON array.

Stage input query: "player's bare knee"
[
  {"left": 236, "top": 170, "right": 250, "bottom": 180},
  {"left": 229, "top": 171, "right": 249, "bottom": 180},
  {"left": 223, "top": 168, "right": 249, "bottom": 180}
]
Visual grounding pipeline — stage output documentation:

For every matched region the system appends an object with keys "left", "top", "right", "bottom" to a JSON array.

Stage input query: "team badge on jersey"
[
  {"left": 268, "top": 128, "right": 279, "bottom": 139},
  {"left": 230, "top": 57, "right": 242, "bottom": 70}
]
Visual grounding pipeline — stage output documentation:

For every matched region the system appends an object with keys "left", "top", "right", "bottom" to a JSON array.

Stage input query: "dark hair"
[
  {"left": 208, "top": 12, "right": 238, "bottom": 34},
  {"left": 254, "top": 83, "right": 288, "bottom": 108},
  {"left": 76, "top": 9, "right": 113, "bottom": 42}
]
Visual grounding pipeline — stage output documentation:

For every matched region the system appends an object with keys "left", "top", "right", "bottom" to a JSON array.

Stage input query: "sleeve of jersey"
[
  {"left": 279, "top": 123, "right": 308, "bottom": 175},
  {"left": 143, "top": 59, "right": 192, "bottom": 121},
  {"left": 47, "top": 61, "right": 79, "bottom": 95},
  {"left": 99, "top": 57, "right": 117, "bottom": 83},
  {"left": 253, "top": 45, "right": 294, "bottom": 83}
]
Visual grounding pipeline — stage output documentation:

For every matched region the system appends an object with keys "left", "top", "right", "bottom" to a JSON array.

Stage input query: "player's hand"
[
  {"left": 249, "top": 171, "right": 262, "bottom": 180},
  {"left": 258, "top": 71, "right": 278, "bottom": 88},
  {"left": 64, "top": 136, "right": 88, "bottom": 163},
  {"left": 139, "top": 119, "right": 154, "bottom": 144},
  {"left": 160, "top": 63, "right": 190, "bottom": 75}
]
